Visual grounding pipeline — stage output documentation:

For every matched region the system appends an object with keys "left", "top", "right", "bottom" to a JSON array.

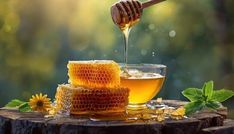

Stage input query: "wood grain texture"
[{"left": 0, "top": 100, "right": 232, "bottom": 134}]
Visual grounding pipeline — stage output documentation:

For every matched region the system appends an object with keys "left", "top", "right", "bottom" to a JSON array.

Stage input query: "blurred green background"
[{"left": 0, "top": 0, "right": 233, "bottom": 118}]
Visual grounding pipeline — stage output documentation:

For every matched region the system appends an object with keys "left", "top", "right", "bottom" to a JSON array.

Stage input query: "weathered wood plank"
[
  {"left": 200, "top": 119, "right": 234, "bottom": 134},
  {"left": 0, "top": 100, "right": 231, "bottom": 134}
]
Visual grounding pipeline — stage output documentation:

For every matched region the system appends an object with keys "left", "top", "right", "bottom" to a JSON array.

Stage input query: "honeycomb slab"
[
  {"left": 67, "top": 60, "right": 120, "bottom": 88},
  {"left": 55, "top": 84, "right": 129, "bottom": 115}
]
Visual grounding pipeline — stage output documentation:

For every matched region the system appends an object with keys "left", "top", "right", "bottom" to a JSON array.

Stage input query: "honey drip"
[
  {"left": 111, "top": 0, "right": 142, "bottom": 65},
  {"left": 123, "top": 27, "right": 130, "bottom": 64},
  {"left": 120, "top": 18, "right": 140, "bottom": 65}
]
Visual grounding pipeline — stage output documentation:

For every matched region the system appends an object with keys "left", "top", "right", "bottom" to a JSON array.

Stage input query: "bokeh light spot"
[
  {"left": 169, "top": 30, "right": 176, "bottom": 37},
  {"left": 148, "top": 24, "right": 155, "bottom": 30},
  {"left": 141, "top": 49, "right": 147, "bottom": 56}
]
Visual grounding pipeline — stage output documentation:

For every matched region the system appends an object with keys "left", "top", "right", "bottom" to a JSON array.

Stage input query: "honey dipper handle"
[{"left": 142, "top": 0, "right": 165, "bottom": 9}]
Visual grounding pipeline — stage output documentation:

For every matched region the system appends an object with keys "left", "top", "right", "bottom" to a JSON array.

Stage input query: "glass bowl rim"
[{"left": 118, "top": 63, "right": 167, "bottom": 69}]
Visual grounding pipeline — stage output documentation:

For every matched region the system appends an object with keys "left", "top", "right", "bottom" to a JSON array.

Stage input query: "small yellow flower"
[{"left": 29, "top": 93, "right": 51, "bottom": 113}]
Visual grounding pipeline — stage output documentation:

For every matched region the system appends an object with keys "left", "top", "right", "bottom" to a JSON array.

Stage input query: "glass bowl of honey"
[{"left": 120, "top": 64, "right": 166, "bottom": 110}]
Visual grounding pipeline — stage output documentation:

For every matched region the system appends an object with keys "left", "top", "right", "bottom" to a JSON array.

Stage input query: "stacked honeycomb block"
[
  {"left": 55, "top": 84, "right": 73, "bottom": 113},
  {"left": 55, "top": 60, "right": 129, "bottom": 115},
  {"left": 56, "top": 84, "right": 129, "bottom": 115},
  {"left": 67, "top": 60, "right": 120, "bottom": 88}
]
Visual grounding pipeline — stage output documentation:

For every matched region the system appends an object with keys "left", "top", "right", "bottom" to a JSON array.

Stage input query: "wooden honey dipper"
[{"left": 111, "top": 0, "right": 165, "bottom": 29}]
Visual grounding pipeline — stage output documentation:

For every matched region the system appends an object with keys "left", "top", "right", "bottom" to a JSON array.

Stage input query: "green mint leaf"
[
  {"left": 202, "top": 81, "right": 214, "bottom": 100},
  {"left": 182, "top": 88, "right": 203, "bottom": 101},
  {"left": 19, "top": 102, "right": 32, "bottom": 112},
  {"left": 211, "top": 89, "right": 234, "bottom": 102},
  {"left": 5, "top": 99, "right": 25, "bottom": 107},
  {"left": 182, "top": 81, "right": 233, "bottom": 115},
  {"left": 205, "top": 101, "right": 221, "bottom": 109},
  {"left": 185, "top": 101, "right": 205, "bottom": 115}
]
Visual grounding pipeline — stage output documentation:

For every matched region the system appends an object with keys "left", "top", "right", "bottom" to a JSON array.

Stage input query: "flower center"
[{"left": 36, "top": 100, "right": 44, "bottom": 107}]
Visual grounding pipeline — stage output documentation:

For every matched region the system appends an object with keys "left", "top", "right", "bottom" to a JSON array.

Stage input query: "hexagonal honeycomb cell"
[
  {"left": 55, "top": 84, "right": 73, "bottom": 114},
  {"left": 67, "top": 60, "right": 120, "bottom": 88}
]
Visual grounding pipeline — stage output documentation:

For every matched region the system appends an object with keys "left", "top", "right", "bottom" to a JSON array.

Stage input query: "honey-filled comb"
[
  {"left": 70, "top": 86, "right": 129, "bottom": 115},
  {"left": 67, "top": 60, "right": 120, "bottom": 88},
  {"left": 55, "top": 84, "right": 129, "bottom": 115}
]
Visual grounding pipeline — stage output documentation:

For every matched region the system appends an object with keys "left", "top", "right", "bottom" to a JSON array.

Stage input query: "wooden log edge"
[{"left": 0, "top": 100, "right": 232, "bottom": 134}]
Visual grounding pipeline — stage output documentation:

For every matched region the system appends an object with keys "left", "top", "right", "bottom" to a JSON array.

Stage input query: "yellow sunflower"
[{"left": 29, "top": 93, "right": 52, "bottom": 113}]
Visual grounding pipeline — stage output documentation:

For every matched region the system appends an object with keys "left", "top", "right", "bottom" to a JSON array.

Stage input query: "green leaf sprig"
[
  {"left": 182, "top": 81, "right": 234, "bottom": 115},
  {"left": 5, "top": 99, "right": 32, "bottom": 112}
]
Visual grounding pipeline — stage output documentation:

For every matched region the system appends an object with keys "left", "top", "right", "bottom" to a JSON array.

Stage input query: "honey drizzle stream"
[
  {"left": 115, "top": 0, "right": 142, "bottom": 71},
  {"left": 122, "top": 26, "right": 131, "bottom": 66}
]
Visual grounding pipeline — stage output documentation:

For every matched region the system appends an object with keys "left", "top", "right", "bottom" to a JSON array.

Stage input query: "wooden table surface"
[{"left": 0, "top": 100, "right": 233, "bottom": 134}]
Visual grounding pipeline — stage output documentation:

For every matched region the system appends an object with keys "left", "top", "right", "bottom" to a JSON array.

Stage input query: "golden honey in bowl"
[
  {"left": 121, "top": 73, "right": 165, "bottom": 104},
  {"left": 120, "top": 64, "right": 166, "bottom": 109},
  {"left": 121, "top": 76, "right": 165, "bottom": 104}
]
